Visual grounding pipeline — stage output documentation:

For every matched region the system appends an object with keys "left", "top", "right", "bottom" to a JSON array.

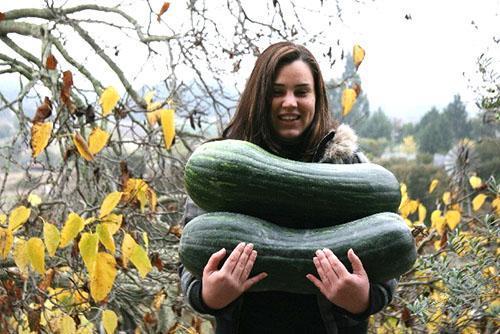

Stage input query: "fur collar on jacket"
[{"left": 315, "top": 124, "right": 367, "bottom": 164}]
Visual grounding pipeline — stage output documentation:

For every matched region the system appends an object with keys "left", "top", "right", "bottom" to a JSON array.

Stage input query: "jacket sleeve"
[
  {"left": 178, "top": 197, "right": 237, "bottom": 316},
  {"left": 335, "top": 279, "right": 398, "bottom": 321},
  {"left": 178, "top": 197, "right": 213, "bottom": 314}
]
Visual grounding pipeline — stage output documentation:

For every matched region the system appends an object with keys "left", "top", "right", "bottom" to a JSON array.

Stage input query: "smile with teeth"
[{"left": 278, "top": 114, "right": 300, "bottom": 121}]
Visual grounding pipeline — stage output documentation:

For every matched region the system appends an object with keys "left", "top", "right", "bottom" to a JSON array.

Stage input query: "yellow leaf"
[
  {"left": 90, "top": 252, "right": 117, "bottom": 302},
  {"left": 145, "top": 91, "right": 162, "bottom": 126},
  {"left": 442, "top": 192, "right": 451, "bottom": 205},
  {"left": 99, "top": 192, "right": 123, "bottom": 218},
  {"left": 399, "top": 198, "right": 412, "bottom": 218},
  {"left": 400, "top": 183, "right": 407, "bottom": 197},
  {"left": 28, "top": 194, "right": 42, "bottom": 207},
  {"left": 146, "top": 187, "right": 157, "bottom": 212},
  {"left": 0, "top": 213, "right": 5, "bottom": 225},
  {"left": 31, "top": 122, "right": 53, "bottom": 158},
  {"left": 0, "top": 228, "right": 14, "bottom": 259},
  {"left": 341, "top": 88, "right": 357, "bottom": 116},
  {"left": 445, "top": 210, "right": 461, "bottom": 230},
  {"left": 137, "top": 188, "right": 148, "bottom": 213},
  {"left": 99, "top": 86, "right": 120, "bottom": 116},
  {"left": 84, "top": 217, "right": 97, "bottom": 226},
  {"left": 60, "top": 212, "right": 85, "bottom": 248},
  {"left": 418, "top": 204, "right": 427, "bottom": 222},
  {"left": 43, "top": 222, "right": 60, "bottom": 256},
  {"left": 130, "top": 244, "right": 152, "bottom": 278},
  {"left": 492, "top": 197, "right": 500, "bottom": 215},
  {"left": 431, "top": 210, "right": 446, "bottom": 236},
  {"left": 472, "top": 194, "right": 487, "bottom": 211},
  {"left": 101, "top": 214, "right": 122, "bottom": 235},
  {"left": 13, "top": 239, "right": 29, "bottom": 275},
  {"left": 146, "top": 110, "right": 162, "bottom": 126},
  {"left": 8, "top": 206, "right": 31, "bottom": 231},
  {"left": 469, "top": 176, "right": 482, "bottom": 189},
  {"left": 152, "top": 291, "right": 166, "bottom": 310},
  {"left": 73, "top": 132, "right": 94, "bottom": 161},
  {"left": 102, "top": 310, "right": 118, "bottom": 334},
  {"left": 408, "top": 200, "right": 419, "bottom": 215},
  {"left": 59, "top": 314, "right": 76, "bottom": 334},
  {"left": 88, "top": 127, "right": 110, "bottom": 155},
  {"left": 27, "top": 237, "right": 45, "bottom": 274},
  {"left": 431, "top": 210, "right": 441, "bottom": 227},
  {"left": 79, "top": 233, "right": 99, "bottom": 274},
  {"left": 404, "top": 218, "right": 413, "bottom": 228},
  {"left": 148, "top": 101, "right": 162, "bottom": 112},
  {"left": 353, "top": 44, "right": 365, "bottom": 70},
  {"left": 142, "top": 232, "right": 149, "bottom": 249},
  {"left": 428, "top": 179, "right": 439, "bottom": 193},
  {"left": 121, "top": 233, "right": 136, "bottom": 268},
  {"left": 123, "top": 178, "right": 148, "bottom": 202},
  {"left": 144, "top": 90, "right": 155, "bottom": 106},
  {"left": 97, "top": 224, "right": 116, "bottom": 254},
  {"left": 160, "top": 109, "right": 175, "bottom": 149}
]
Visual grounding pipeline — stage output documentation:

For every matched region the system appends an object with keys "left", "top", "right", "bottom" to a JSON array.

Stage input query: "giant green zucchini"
[
  {"left": 179, "top": 212, "right": 416, "bottom": 294},
  {"left": 184, "top": 139, "right": 401, "bottom": 228}
]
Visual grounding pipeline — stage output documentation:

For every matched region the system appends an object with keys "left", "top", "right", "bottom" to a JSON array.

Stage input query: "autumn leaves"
[
  {"left": 30, "top": 82, "right": 176, "bottom": 161},
  {"left": 0, "top": 187, "right": 157, "bottom": 306},
  {"left": 399, "top": 175, "right": 500, "bottom": 243},
  {"left": 341, "top": 44, "right": 365, "bottom": 117}
]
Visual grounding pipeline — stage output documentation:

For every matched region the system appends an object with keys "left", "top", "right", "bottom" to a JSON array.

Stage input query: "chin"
[{"left": 277, "top": 131, "right": 302, "bottom": 142}]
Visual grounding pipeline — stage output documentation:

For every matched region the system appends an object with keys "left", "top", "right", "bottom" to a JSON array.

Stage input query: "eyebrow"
[{"left": 273, "top": 83, "right": 312, "bottom": 88}]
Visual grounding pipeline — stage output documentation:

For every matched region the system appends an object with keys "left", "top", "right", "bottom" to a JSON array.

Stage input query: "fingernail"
[
  {"left": 220, "top": 248, "right": 226, "bottom": 252},
  {"left": 248, "top": 243, "right": 254, "bottom": 248},
  {"left": 315, "top": 249, "right": 321, "bottom": 256}
]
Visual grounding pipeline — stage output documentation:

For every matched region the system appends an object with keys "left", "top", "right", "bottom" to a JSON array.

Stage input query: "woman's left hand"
[{"left": 306, "top": 248, "right": 369, "bottom": 314}]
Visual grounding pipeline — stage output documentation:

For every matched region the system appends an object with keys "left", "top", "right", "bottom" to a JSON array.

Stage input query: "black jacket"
[{"left": 179, "top": 124, "right": 398, "bottom": 334}]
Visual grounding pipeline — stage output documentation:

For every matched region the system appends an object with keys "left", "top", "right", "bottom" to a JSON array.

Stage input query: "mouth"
[{"left": 278, "top": 114, "right": 300, "bottom": 121}]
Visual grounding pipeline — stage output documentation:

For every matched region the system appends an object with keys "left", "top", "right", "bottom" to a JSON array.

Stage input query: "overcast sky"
[
  {"left": 1, "top": 0, "right": 499, "bottom": 123},
  {"left": 332, "top": 0, "right": 499, "bottom": 122}
]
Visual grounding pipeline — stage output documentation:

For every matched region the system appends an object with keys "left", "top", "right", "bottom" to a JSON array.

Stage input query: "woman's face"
[{"left": 271, "top": 60, "right": 316, "bottom": 141}]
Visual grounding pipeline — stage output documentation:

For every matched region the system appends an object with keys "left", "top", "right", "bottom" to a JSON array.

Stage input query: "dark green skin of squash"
[
  {"left": 179, "top": 212, "right": 417, "bottom": 294},
  {"left": 184, "top": 139, "right": 401, "bottom": 228}
]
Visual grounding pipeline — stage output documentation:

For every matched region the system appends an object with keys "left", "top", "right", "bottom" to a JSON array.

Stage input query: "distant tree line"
[{"left": 326, "top": 57, "right": 498, "bottom": 155}]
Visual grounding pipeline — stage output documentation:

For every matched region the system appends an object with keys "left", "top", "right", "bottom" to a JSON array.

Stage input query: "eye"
[
  {"left": 295, "top": 89, "right": 309, "bottom": 97},
  {"left": 273, "top": 89, "right": 285, "bottom": 97}
]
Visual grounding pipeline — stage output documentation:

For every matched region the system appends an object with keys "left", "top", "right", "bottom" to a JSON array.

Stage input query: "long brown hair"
[{"left": 222, "top": 41, "right": 334, "bottom": 160}]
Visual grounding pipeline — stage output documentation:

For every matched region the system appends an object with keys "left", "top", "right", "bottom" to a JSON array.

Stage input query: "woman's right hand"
[{"left": 201, "top": 242, "right": 267, "bottom": 310}]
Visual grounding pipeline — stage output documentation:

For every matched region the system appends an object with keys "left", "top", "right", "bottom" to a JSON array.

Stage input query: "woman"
[{"left": 179, "top": 41, "right": 397, "bottom": 334}]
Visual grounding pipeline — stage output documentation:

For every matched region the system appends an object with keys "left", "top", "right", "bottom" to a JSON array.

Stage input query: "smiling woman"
[
  {"left": 179, "top": 41, "right": 399, "bottom": 334},
  {"left": 222, "top": 42, "right": 332, "bottom": 161},
  {"left": 271, "top": 60, "right": 316, "bottom": 141}
]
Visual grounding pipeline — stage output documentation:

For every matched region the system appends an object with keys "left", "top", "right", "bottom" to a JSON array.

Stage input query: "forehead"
[{"left": 274, "top": 60, "right": 314, "bottom": 84}]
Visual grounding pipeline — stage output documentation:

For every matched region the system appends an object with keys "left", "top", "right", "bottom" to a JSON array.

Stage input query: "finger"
[
  {"left": 221, "top": 242, "right": 246, "bottom": 274},
  {"left": 348, "top": 248, "right": 367, "bottom": 277},
  {"left": 316, "top": 250, "right": 337, "bottom": 283},
  {"left": 323, "top": 248, "right": 349, "bottom": 279},
  {"left": 203, "top": 248, "right": 226, "bottom": 276},
  {"left": 313, "top": 255, "right": 330, "bottom": 286},
  {"left": 242, "top": 272, "right": 268, "bottom": 291},
  {"left": 233, "top": 243, "right": 253, "bottom": 278},
  {"left": 306, "top": 273, "right": 325, "bottom": 294},
  {"left": 241, "top": 249, "right": 257, "bottom": 280}
]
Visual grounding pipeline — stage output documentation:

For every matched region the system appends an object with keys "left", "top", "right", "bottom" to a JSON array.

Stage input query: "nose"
[{"left": 282, "top": 91, "right": 297, "bottom": 109}]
